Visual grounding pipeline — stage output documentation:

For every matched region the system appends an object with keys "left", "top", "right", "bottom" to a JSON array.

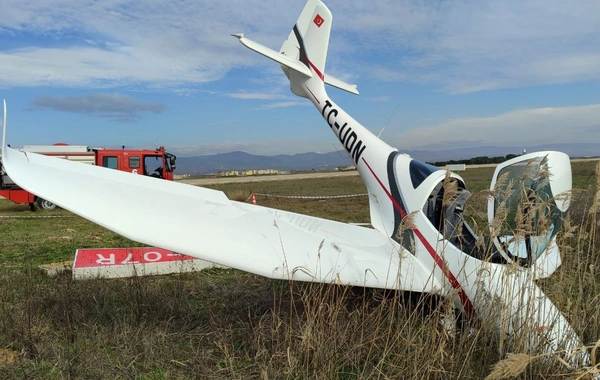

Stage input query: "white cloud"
[
  {"left": 365, "top": 96, "right": 391, "bottom": 102},
  {"left": 32, "top": 93, "right": 166, "bottom": 122},
  {"left": 0, "top": 0, "right": 598, "bottom": 93},
  {"left": 258, "top": 101, "right": 307, "bottom": 109},
  {"left": 0, "top": 45, "right": 232, "bottom": 88},
  {"left": 226, "top": 92, "right": 284, "bottom": 100},
  {"left": 390, "top": 103, "right": 600, "bottom": 149},
  {"left": 169, "top": 138, "right": 333, "bottom": 156},
  {"left": 224, "top": 90, "right": 306, "bottom": 108},
  {"left": 170, "top": 103, "right": 600, "bottom": 156},
  {"left": 331, "top": 0, "right": 600, "bottom": 92},
  {"left": 0, "top": 0, "right": 299, "bottom": 89}
]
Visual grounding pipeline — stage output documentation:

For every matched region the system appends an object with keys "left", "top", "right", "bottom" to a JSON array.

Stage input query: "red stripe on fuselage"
[
  {"left": 292, "top": 24, "right": 324, "bottom": 81},
  {"left": 308, "top": 61, "right": 324, "bottom": 81},
  {"left": 362, "top": 158, "right": 476, "bottom": 318},
  {"left": 296, "top": 47, "right": 325, "bottom": 82},
  {"left": 305, "top": 85, "right": 320, "bottom": 104}
]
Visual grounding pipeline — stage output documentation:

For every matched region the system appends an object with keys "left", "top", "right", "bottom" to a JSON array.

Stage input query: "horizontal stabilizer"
[
  {"left": 233, "top": 33, "right": 313, "bottom": 78},
  {"left": 324, "top": 74, "right": 359, "bottom": 95},
  {"left": 233, "top": 33, "right": 359, "bottom": 95}
]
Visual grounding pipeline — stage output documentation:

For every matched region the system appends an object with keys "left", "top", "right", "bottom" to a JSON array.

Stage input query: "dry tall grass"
[
  {"left": 0, "top": 163, "right": 598, "bottom": 379},
  {"left": 199, "top": 162, "right": 600, "bottom": 379}
]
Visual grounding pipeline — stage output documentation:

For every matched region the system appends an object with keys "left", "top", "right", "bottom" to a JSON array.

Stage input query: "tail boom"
[
  {"left": 303, "top": 82, "right": 399, "bottom": 235},
  {"left": 234, "top": 0, "right": 396, "bottom": 234}
]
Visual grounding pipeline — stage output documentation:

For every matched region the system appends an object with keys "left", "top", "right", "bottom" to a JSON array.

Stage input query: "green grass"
[
  {"left": 0, "top": 204, "right": 139, "bottom": 266},
  {"left": 0, "top": 161, "right": 598, "bottom": 379}
]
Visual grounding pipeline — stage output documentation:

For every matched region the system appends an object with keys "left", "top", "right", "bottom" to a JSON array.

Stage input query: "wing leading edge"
[{"left": 1, "top": 136, "right": 440, "bottom": 293}]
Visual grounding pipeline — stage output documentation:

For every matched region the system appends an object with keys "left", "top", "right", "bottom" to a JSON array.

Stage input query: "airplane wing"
[{"left": 1, "top": 117, "right": 438, "bottom": 293}]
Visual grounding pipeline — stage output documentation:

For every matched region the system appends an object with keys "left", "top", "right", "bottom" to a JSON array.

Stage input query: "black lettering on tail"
[
  {"left": 345, "top": 132, "right": 357, "bottom": 152},
  {"left": 352, "top": 140, "right": 366, "bottom": 163}
]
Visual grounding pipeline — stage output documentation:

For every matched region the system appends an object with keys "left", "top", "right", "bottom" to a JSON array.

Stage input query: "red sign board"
[{"left": 73, "top": 247, "right": 196, "bottom": 268}]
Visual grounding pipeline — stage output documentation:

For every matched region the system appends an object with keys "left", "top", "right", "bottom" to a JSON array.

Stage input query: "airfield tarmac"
[
  {"left": 177, "top": 157, "right": 599, "bottom": 186},
  {"left": 178, "top": 169, "right": 360, "bottom": 186}
]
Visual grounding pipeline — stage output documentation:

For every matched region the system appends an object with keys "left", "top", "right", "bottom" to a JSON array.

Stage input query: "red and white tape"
[
  {"left": 253, "top": 193, "right": 367, "bottom": 200},
  {"left": 0, "top": 215, "right": 73, "bottom": 219}
]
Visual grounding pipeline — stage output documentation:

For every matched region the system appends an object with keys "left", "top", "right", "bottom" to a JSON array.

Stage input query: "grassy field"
[{"left": 0, "top": 161, "right": 598, "bottom": 379}]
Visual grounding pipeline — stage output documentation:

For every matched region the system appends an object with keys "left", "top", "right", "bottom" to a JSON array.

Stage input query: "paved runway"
[
  {"left": 178, "top": 170, "right": 360, "bottom": 186},
  {"left": 177, "top": 157, "right": 599, "bottom": 186}
]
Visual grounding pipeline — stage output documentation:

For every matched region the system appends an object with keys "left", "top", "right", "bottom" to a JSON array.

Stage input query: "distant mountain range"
[
  {"left": 405, "top": 143, "right": 600, "bottom": 163},
  {"left": 175, "top": 151, "right": 351, "bottom": 175},
  {"left": 174, "top": 143, "right": 599, "bottom": 175}
]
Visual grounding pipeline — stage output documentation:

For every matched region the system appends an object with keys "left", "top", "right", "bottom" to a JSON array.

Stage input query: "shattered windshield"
[{"left": 492, "top": 156, "right": 564, "bottom": 264}]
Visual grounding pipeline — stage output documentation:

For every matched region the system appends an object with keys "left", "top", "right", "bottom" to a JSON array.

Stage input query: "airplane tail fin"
[
  {"left": 233, "top": 0, "right": 358, "bottom": 96},
  {"left": 279, "top": 0, "right": 331, "bottom": 82}
]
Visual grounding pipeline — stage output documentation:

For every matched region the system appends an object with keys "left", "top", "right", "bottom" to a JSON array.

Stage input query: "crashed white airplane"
[{"left": 1, "top": 0, "right": 592, "bottom": 370}]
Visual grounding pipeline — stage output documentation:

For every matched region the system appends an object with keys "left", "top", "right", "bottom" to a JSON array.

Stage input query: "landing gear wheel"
[{"left": 37, "top": 198, "right": 57, "bottom": 211}]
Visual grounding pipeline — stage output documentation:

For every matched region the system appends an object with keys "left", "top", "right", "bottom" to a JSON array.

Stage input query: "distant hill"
[
  {"left": 404, "top": 143, "right": 600, "bottom": 162},
  {"left": 175, "top": 151, "right": 352, "bottom": 175},
  {"left": 173, "top": 143, "right": 599, "bottom": 175}
]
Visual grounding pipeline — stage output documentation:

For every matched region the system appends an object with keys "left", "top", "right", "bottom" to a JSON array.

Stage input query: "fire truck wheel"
[{"left": 37, "top": 198, "right": 57, "bottom": 211}]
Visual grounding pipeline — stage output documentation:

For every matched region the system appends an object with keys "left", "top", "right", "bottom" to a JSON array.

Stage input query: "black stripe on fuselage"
[
  {"left": 387, "top": 152, "right": 415, "bottom": 253},
  {"left": 293, "top": 25, "right": 310, "bottom": 69}
]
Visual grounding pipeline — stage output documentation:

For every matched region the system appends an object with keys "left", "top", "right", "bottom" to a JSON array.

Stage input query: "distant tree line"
[{"left": 428, "top": 154, "right": 519, "bottom": 167}]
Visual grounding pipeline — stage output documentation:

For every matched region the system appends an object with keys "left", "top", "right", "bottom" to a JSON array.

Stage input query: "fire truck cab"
[
  {"left": 0, "top": 144, "right": 177, "bottom": 210},
  {"left": 93, "top": 146, "right": 176, "bottom": 181}
]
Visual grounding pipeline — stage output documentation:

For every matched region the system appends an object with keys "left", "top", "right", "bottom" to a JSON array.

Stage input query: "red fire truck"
[{"left": 0, "top": 143, "right": 177, "bottom": 210}]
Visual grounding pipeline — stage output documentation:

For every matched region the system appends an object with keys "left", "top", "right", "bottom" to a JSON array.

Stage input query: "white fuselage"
[{"left": 299, "top": 76, "right": 587, "bottom": 364}]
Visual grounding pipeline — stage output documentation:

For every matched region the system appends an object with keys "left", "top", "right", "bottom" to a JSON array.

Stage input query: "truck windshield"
[
  {"left": 165, "top": 153, "right": 176, "bottom": 172},
  {"left": 144, "top": 155, "right": 163, "bottom": 178}
]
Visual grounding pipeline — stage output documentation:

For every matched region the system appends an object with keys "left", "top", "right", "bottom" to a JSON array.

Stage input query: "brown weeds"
[
  {"left": 485, "top": 353, "right": 534, "bottom": 380},
  {"left": 225, "top": 189, "right": 251, "bottom": 202},
  {"left": 0, "top": 163, "right": 598, "bottom": 378}
]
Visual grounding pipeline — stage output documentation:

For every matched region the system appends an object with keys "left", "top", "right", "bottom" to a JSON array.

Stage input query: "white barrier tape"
[
  {"left": 0, "top": 215, "right": 73, "bottom": 219},
  {"left": 253, "top": 193, "right": 367, "bottom": 200}
]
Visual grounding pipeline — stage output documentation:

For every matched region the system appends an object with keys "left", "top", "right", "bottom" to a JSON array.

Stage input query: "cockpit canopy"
[
  {"left": 423, "top": 152, "right": 572, "bottom": 267},
  {"left": 487, "top": 152, "right": 571, "bottom": 265}
]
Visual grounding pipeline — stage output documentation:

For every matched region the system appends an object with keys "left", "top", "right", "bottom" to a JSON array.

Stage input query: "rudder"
[{"left": 279, "top": 0, "right": 332, "bottom": 82}]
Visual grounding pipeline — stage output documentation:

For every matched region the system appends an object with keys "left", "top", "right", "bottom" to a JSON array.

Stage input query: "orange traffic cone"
[{"left": 251, "top": 193, "right": 257, "bottom": 205}]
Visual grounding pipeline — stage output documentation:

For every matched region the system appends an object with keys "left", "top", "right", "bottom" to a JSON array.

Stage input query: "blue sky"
[{"left": 1, "top": 0, "right": 599, "bottom": 157}]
